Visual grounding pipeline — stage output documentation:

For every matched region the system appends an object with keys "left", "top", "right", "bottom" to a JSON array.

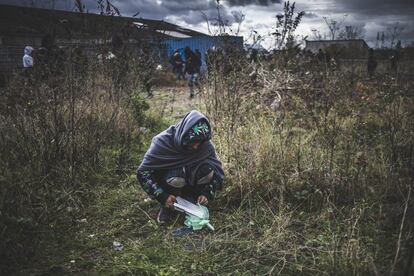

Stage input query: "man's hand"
[
  {"left": 165, "top": 195, "right": 176, "bottom": 208},
  {"left": 197, "top": 195, "right": 208, "bottom": 206}
]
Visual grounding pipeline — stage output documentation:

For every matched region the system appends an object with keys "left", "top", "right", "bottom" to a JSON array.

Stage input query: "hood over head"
[
  {"left": 138, "top": 110, "right": 223, "bottom": 185},
  {"left": 173, "top": 110, "right": 211, "bottom": 150},
  {"left": 24, "top": 46, "right": 34, "bottom": 55}
]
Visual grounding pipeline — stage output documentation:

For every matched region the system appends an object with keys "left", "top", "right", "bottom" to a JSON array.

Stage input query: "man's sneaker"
[{"left": 157, "top": 207, "right": 173, "bottom": 225}]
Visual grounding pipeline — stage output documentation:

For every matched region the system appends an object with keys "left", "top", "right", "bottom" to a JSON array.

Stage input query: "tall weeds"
[
  {"left": 0, "top": 42, "right": 154, "bottom": 270},
  {"left": 202, "top": 44, "right": 413, "bottom": 273}
]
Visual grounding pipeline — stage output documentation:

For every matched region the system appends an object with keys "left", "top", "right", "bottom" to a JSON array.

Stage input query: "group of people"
[{"left": 170, "top": 47, "right": 203, "bottom": 98}]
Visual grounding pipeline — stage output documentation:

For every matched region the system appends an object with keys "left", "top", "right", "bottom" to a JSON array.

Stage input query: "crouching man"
[{"left": 137, "top": 110, "right": 224, "bottom": 224}]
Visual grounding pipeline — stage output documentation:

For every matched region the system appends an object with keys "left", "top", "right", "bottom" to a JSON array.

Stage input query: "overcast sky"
[{"left": 1, "top": 0, "right": 413, "bottom": 48}]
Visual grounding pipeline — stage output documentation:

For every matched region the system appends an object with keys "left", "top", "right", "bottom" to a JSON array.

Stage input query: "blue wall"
[{"left": 162, "top": 35, "right": 243, "bottom": 62}]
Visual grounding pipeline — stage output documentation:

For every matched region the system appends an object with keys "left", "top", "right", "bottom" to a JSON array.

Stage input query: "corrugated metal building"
[
  {"left": 162, "top": 35, "right": 243, "bottom": 62},
  {"left": 0, "top": 4, "right": 243, "bottom": 85}
]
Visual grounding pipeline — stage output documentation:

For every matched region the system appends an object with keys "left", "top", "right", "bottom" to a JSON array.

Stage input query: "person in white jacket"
[{"left": 23, "top": 46, "right": 34, "bottom": 68}]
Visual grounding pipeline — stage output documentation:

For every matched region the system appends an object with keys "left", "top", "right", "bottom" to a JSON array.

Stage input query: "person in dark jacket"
[
  {"left": 184, "top": 47, "right": 200, "bottom": 98},
  {"left": 367, "top": 48, "right": 377, "bottom": 80},
  {"left": 170, "top": 49, "right": 185, "bottom": 80},
  {"left": 194, "top": 49, "right": 202, "bottom": 74},
  {"left": 137, "top": 110, "right": 224, "bottom": 224}
]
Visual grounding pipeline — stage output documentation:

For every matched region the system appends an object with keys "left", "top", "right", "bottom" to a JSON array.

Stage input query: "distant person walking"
[
  {"left": 22, "top": 46, "right": 34, "bottom": 76},
  {"left": 390, "top": 40, "right": 402, "bottom": 73},
  {"left": 184, "top": 47, "right": 200, "bottom": 98},
  {"left": 194, "top": 49, "right": 202, "bottom": 74},
  {"left": 367, "top": 48, "right": 377, "bottom": 80},
  {"left": 389, "top": 50, "right": 400, "bottom": 73},
  {"left": 23, "top": 46, "right": 34, "bottom": 68},
  {"left": 316, "top": 48, "right": 324, "bottom": 63},
  {"left": 21, "top": 46, "right": 34, "bottom": 82},
  {"left": 170, "top": 49, "right": 185, "bottom": 80}
]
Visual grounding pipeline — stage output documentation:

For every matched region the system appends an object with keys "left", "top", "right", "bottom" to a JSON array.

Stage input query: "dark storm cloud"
[
  {"left": 226, "top": 0, "right": 281, "bottom": 6},
  {"left": 326, "top": 0, "right": 414, "bottom": 43},
  {"left": 162, "top": 0, "right": 216, "bottom": 12},
  {"left": 107, "top": 0, "right": 165, "bottom": 17},
  {"left": 112, "top": 0, "right": 233, "bottom": 28},
  {"left": 0, "top": 0, "right": 279, "bottom": 26},
  {"left": 0, "top": 0, "right": 225, "bottom": 25},
  {"left": 111, "top": 0, "right": 218, "bottom": 14},
  {"left": 374, "top": 21, "right": 414, "bottom": 44},
  {"left": 172, "top": 9, "right": 220, "bottom": 26},
  {"left": 335, "top": 0, "right": 414, "bottom": 16},
  {"left": 1, "top": 0, "right": 413, "bottom": 43}
]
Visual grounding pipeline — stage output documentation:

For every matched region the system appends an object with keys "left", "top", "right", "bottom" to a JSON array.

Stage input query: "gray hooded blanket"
[{"left": 138, "top": 110, "right": 224, "bottom": 185}]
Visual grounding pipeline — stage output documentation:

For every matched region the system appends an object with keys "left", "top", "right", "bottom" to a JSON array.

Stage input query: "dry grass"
[{"left": 1, "top": 46, "right": 413, "bottom": 275}]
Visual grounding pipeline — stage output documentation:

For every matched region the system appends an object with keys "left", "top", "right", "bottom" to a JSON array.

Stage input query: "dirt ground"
[{"left": 151, "top": 82, "right": 206, "bottom": 121}]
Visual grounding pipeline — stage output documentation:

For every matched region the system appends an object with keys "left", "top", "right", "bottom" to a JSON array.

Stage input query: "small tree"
[
  {"left": 231, "top": 10, "right": 246, "bottom": 36},
  {"left": 387, "top": 22, "right": 404, "bottom": 49},
  {"left": 323, "top": 14, "right": 348, "bottom": 40},
  {"left": 272, "top": 1, "right": 305, "bottom": 49},
  {"left": 337, "top": 25, "right": 365, "bottom": 40}
]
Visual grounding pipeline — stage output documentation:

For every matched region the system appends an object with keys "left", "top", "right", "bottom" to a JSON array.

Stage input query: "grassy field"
[
  {"left": 16, "top": 86, "right": 223, "bottom": 275},
  {"left": 1, "top": 54, "right": 413, "bottom": 275}
]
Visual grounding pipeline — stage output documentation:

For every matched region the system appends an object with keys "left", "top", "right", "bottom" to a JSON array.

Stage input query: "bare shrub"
[{"left": 0, "top": 37, "right": 156, "bottom": 269}]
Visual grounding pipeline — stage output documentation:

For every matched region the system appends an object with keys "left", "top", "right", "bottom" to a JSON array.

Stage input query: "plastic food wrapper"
[{"left": 173, "top": 196, "right": 214, "bottom": 231}]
